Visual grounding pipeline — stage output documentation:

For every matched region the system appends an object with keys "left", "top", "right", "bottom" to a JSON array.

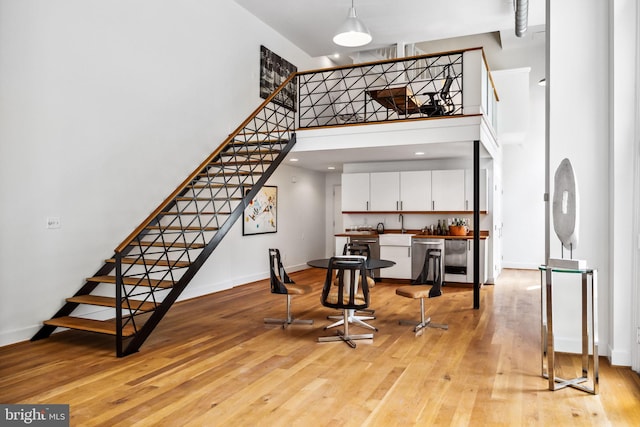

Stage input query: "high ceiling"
[
  {"left": 234, "top": 0, "right": 546, "bottom": 172},
  {"left": 234, "top": 0, "right": 546, "bottom": 58}
]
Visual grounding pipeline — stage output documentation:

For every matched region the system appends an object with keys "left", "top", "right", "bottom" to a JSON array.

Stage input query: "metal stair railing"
[{"left": 32, "top": 73, "right": 298, "bottom": 357}]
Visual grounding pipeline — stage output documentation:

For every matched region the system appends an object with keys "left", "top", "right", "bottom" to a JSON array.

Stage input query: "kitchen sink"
[{"left": 379, "top": 233, "right": 414, "bottom": 246}]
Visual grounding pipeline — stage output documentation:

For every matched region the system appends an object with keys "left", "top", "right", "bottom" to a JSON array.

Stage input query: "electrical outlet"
[{"left": 46, "top": 217, "right": 61, "bottom": 229}]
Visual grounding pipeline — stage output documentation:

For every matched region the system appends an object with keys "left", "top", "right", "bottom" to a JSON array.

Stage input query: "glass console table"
[{"left": 539, "top": 265, "right": 599, "bottom": 394}]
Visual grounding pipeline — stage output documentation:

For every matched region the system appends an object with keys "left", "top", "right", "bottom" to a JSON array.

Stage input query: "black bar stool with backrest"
[
  {"left": 264, "top": 248, "right": 314, "bottom": 328},
  {"left": 396, "top": 248, "right": 448, "bottom": 334}
]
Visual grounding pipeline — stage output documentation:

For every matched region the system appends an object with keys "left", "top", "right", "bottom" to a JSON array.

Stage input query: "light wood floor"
[{"left": 1, "top": 269, "right": 639, "bottom": 426}]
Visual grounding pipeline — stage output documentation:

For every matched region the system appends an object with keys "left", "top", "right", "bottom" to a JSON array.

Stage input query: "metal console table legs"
[{"left": 539, "top": 265, "right": 599, "bottom": 394}]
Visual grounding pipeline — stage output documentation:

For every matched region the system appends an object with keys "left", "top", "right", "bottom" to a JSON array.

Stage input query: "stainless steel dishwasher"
[
  {"left": 348, "top": 236, "right": 380, "bottom": 279},
  {"left": 444, "top": 239, "right": 468, "bottom": 282},
  {"left": 411, "top": 238, "right": 444, "bottom": 284}
]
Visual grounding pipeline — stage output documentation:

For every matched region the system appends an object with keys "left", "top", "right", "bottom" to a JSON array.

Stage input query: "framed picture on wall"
[
  {"left": 259, "top": 45, "right": 297, "bottom": 111},
  {"left": 243, "top": 185, "right": 278, "bottom": 236}
]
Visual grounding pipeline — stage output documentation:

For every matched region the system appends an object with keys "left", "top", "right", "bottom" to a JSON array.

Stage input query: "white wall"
[
  {"left": 0, "top": 0, "right": 326, "bottom": 346},
  {"left": 548, "top": 0, "right": 637, "bottom": 364}
]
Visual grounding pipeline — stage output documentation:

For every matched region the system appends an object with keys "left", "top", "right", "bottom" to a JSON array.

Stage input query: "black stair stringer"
[{"left": 118, "top": 133, "right": 297, "bottom": 357}]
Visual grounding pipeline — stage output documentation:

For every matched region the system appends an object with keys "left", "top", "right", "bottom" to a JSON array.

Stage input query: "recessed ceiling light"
[
  {"left": 415, "top": 151, "right": 425, "bottom": 156},
  {"left": 327, "top": 166, "right": 336, "bottom": 170},
  {"left": 290, "top": 158, "right": 299, "bottom": 162}
]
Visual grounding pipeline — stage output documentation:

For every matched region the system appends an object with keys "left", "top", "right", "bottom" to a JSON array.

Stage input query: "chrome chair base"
[
  {"left": 399, "top": 317, "right": 448, "bottom": 334},
  {"left": 325, "top": 309, "right": 377, "bottom": 331},
  {"left": 318, "top": 311, "right": 374, "bottom": 348},
  {"left": 398, "top": 298, "right": 448, "bottom": 335},
  {"left": 317, "top": 330, "right": 374, "bottom": 348},
  {"left": 264, "top": 295, "right": 313, "bottom": 328},
  {"left": 264, "top": 317, "right": 314, "bottom": 328}
]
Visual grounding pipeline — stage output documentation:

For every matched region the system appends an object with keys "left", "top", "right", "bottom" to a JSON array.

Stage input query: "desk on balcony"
[{"left": 367, "top": 86, "right": 422, "bottom": 115}]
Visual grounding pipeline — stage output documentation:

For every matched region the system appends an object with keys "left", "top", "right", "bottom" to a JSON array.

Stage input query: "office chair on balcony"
[
  {"left": 420, "top": 67, "right": 455, "bottom": 117},
  {"left": 264, "top": 248, "right": 314, "bottom": 328},
  {"left": 318, "top": 256, "right": 373, "bottom": 348},
  {"left": 396, "top": 249, "right": 448, "bottom": 335}
]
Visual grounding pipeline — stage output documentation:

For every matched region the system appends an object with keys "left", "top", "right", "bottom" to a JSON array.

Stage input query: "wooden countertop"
[{"left": 335, "top": 230, "right": 489, "bottom": 239}]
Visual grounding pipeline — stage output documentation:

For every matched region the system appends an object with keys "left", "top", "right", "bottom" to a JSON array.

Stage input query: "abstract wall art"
[{"left": 243, "top": 185, "right": 278, "bottom": 236}]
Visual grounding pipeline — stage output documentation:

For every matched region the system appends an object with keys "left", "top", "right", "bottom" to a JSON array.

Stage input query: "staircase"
[{"left": 31, "top": 77, "right": 298, "bottom": 357}]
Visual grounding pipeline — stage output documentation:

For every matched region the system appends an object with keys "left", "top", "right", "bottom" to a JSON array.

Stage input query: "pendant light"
[{"left": 333, "top": 0, "right": 372, "bottom": 47}]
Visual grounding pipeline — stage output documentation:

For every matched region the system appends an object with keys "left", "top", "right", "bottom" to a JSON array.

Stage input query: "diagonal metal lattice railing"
[
  {"left": 297, "top": 50, "right": 464, "bottom": 128},
  {"left": 32, "top": 74, "right": 298, "bottom": 357}
]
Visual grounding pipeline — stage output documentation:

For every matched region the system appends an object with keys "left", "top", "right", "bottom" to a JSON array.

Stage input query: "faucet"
[{"left": 399, "top": 213, "right": 405, "bottom": 233}]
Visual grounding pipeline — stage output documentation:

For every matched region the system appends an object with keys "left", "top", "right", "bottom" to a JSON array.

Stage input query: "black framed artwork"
[
  {"left": 243, "top": 185, "right": 278, "bottom": 236},
  {"left": 260, "top": 45, "right": 297, "bottom": 111}
]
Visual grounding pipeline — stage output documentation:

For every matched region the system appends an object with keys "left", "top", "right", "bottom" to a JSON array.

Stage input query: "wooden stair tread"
[
  {"left": 220, "top": 149, "right": 278, "bottom": 155},
  {"left": 160, "top": 211, "right": 230, "bottom": 217},
  {"left": 198, "top": 171, "right": 255, "bottom": 177},
  {"left": 209, "top": 160, "right": 272, "bottom": 166},
  {"left": 146, "top": 225, "right": 218, "bottom": 231},
  {"left": 106, "top": 258, "right": 191, "bottom": 268},
  {"left": 43, "top": 316, "right": 136, "bottom": 337},
  {"left": 175, "top": 197, "right": 242, "bottom": 202},
  {"left": 228, "top": 139, "right": 285, "bottom": 146},
  {"left": 189, "top": 183, "right": 227, "bottom": 189},
  {"left": 66, "top": 295, "right": 157, "bottom": 312},
  {"left": 87, "top": 275, "right": 174, "bottom": 288},
  {"left": 134, "top": 241, "right": 206, "bottom": 249}
]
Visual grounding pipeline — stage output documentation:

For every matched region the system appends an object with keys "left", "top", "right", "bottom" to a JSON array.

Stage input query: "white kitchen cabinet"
[
  {"left": 369, "top": 170, "right": 432, "bottom": 211},
  {"left": 400, "top": 170, "right": 431, "bottom": 211},
  {"left": 380, "top": 245, "right": 412, "bottom": 279},
  {"left": 342, "top": 173, "right": 370, "bottom": 211},
  {"left": 379, "top": 234, "right": 413, "bottom": 279},
  {"left": 464, "top": 169, "right": 488, "bottom": 212},
  {"left": 432, "top": 169, "right": 465, "bottom": 211},
  {"left": 370, "top": 172, "right": 400, "bottom": 211}
]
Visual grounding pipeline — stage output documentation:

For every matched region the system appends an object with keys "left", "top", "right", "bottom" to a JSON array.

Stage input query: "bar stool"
[{"left": 396, "top": 249, "right": 447, "bottom": 334}]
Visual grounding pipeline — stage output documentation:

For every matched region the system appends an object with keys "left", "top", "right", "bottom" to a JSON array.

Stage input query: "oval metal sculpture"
[{"left": 552, "top": 158, "right": 579, "bottom": 251}]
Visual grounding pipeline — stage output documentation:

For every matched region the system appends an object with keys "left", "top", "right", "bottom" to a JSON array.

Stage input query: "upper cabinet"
[
  {"left": 432, "top": 169, "right": 465, "bottom": 211},
  {"left": 400, "top": 171, "right": 432, "bottom": 211},
  {"left": 369, "top": 172, "right": 400, "bottom": 211},
  {"left": 342, "top": 173, "right": 370, "bottom": 211},
  {"left": 342, "top": 168, "right": 486, "bottom": 213},
  {"left": 369, "top": 171, "right": 432, "bottom": 211}
]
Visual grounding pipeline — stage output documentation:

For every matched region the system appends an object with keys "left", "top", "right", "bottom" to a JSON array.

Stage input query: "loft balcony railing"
[{"left": 296, "top": 47, "right": 498, "bottom": 130}]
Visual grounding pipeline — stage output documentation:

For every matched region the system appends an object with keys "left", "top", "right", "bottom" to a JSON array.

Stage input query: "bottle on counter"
[{"left": 436, "top": 220, "right": 442, "bottom": 235}]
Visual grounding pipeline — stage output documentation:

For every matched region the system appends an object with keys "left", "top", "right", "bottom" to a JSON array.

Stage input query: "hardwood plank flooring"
[{"left": 1, "top": 269, "right": 639, "bottom": 426}]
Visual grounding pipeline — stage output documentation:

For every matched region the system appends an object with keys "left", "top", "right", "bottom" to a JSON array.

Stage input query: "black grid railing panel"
[
  {"left": 112, "top": 98, "right": 296, "bottom": 354},
  {"left": 298, "top": 52, "right": 464, "bottom": 128}
]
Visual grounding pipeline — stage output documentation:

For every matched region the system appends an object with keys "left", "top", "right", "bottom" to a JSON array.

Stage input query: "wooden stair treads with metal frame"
[
  {"left": 105, "top": 258, "right": 191, "bottom": 268},
  {"left": 132, "top": 241, "right": 206, "bottom": 249},
  {"left": 144, "top": 225, "right": 219, "bottom": 232},
  {"left": 31, "top": 78, "right": 298, "bottom": 355},
  {"left": 159, "top": 210, "right": 231, "bottom": 216},
  {"left": 87, "top": 275, "right": 174, "bottom": 288},
  {"left": 66, "top": 295, "right": 157, "bottom": 312},
  {"left": 174, "top": 196, "right": 243, "bottom": 203},
  {"left": 43, "top": 316, "right": 136, "bottom": 337}
]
